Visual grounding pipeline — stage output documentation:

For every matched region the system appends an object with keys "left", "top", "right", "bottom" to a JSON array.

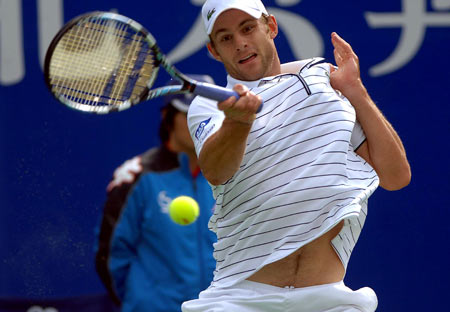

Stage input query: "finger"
[
  {"left": 233, "top": 84, "right": 249, "bottom": 96},
  {"left": 228, "top": 91, "right": 260, "bottom": 118},
  {"left": 331, "top": 32, "right": 354, "bottom": 57},
  {"left": 222, "top": 95, "right": 257, "bottom": 124},
  {"left": 231, "top": 85, "right": 261, "bottom": 113},
  {"left": 333, "top": 48, "right": 343, "bottom": 66},
  {"left": 331, "top": 32, "right": 347, "bottom": 48},
  {"left": 242, "top": 91, "right": 262, "bottom": 113},
  {"left": 217, "top": 95, "right": 237, "bottom": 111},
  {"left": 329, "top": 63, "right": 336, "bottom": 74}
]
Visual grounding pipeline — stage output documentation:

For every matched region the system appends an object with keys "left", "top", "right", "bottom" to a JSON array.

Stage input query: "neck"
[
  {"left": 166, "top": 141, "right": 199, "bottom": 174},
  {"left": 187, "top": 153, "right": 199, "bottom": 174},
  {"left": 269, "top": 54, "right": 282, "bottom": 77},
  {"left": 229, "top": 56, "right": 282, "bottom": 83}
]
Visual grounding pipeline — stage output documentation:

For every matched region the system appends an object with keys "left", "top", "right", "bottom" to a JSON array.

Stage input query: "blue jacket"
[{"left": 95, "top": 147, "right": 216, "bottom": 312}]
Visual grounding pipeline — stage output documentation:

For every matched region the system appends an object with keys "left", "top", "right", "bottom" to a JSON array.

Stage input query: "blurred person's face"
[{"left": 170, "top": 111, "right": 195, "bottom": 153}]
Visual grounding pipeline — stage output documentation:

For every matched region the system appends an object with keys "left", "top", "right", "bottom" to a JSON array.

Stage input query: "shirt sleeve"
[
  {"left": 335, "top": 92, "right": 366, "bottom": 151},
  {"left": 188, "top": 96, "right": 225, "bottom": 156},
  {"left": 314, "top": 62, "right": 367, "bottom": 152},
  {"left": 351, "top": 120, "right": 366, "bottom": 151}
]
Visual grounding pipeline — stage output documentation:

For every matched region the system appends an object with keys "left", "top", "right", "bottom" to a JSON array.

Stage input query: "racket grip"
[{"left": 194, "top": 82, "right": 263, "bottom": 113}]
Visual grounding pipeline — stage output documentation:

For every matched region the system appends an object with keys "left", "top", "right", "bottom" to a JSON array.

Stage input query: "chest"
[{"left": 248, "top": 76, "right": 356, "bottom": 154}]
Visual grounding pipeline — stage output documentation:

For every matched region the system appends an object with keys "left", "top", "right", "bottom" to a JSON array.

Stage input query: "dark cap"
[{"left": 163, "top": 74, "right": 215, "bottom": 113}]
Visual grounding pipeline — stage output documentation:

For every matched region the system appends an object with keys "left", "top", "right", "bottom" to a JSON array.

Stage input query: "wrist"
[
  {"left": 341, "top": 80, "right": 370, "bottom": 104},
  {"left": 223, "top": 113, "right": 255, "bottom": 126},
  {"left": 221, "top": 117, "right": 253, "bottom": 139}
]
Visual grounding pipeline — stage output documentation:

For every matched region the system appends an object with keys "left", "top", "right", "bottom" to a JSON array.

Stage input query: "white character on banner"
[
  {"left": 0, "top": 0, "right": 24, "bottom": 85},
  {"left": 167, "top": 0, "right": 323, "bottom": 64},
  {"left": 2, "top": 0, "right": 321, "bottom": 85},
  {"left": 0, "top": 0, "right": 63, "bottom": 86},
  {"left": 366, "top": 0, "right": 450, "bottom": 77},
  {"left": 27, "top": 306, "right": 58, "bottom": 312}
]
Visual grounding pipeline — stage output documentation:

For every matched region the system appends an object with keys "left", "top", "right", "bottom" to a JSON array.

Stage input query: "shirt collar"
[
  {"left": 226, "top": 73, "right": 295, "bottom": 90},
  {"left": 226, "top": 75, "right": 263, "bottom": 89},
  {"left": 178, "top": 152, "right": 201, "bottom": 179}
]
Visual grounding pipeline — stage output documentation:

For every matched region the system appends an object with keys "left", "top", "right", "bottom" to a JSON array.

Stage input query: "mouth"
[{"left": 238, "top": 53, "right": 257, "bottom": 64}]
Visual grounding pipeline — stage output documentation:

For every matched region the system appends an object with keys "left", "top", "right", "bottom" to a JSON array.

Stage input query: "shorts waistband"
[{"left": 236, "top": 279, "right": 344, "bottom": 294}]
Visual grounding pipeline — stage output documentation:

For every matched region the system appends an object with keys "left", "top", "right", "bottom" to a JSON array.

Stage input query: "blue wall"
[{"left": 1, "top": 0, "right": 449, "bottom": 310}]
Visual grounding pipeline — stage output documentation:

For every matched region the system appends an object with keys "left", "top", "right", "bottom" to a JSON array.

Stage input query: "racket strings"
[
  {"left": 51, "top": 18, "right": 121, "bottom": 105},
  {"left": 100, "top": 20, "right": 135, "bottom": 104},
  {"left": 48, "top": 16, "right": 157, "bottom": 111},
  {"left": 108, "top": 25, "right": 148, "bottom": 104},
  {"left": 67, "top": 18, "right": 116, "bottom": 106}
]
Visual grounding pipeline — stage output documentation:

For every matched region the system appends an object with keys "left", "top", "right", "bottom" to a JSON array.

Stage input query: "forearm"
[
  {"left": 328, "top": 32, "right": 410, "bottom": 190},
  {"left": 346, "top": 83, "right": 411, "bottom": 190},
  {"left": 199, "top": 118, "right": 252, "bottom": 185}
]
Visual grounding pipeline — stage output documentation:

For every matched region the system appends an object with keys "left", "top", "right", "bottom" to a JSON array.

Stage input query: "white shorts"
[{"left": 182, "top": 280, "right": 377, "bottom": 312}]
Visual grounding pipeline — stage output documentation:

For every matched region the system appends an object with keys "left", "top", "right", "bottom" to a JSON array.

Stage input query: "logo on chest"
[{"left": 157, "top": 191, "right": 173, "bottom": 214}]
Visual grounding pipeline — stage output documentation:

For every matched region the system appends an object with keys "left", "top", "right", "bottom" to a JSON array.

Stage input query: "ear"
[
  {"left": 267, "top": 15, "right": 278, "bottom": 39},
  {"left": 207, "top": 42, "right": 222, "bottom": 62},
  {"left": 160, "top": 107, "right": 167, "bottom": 118}
]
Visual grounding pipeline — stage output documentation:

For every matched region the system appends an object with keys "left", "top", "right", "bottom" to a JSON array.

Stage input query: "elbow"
[
  {"left": 199, "top": 161, "right": 232, "bottom": 186},
  {"left": 203, "top": 170, "right": 222, "bottom": 186},
  {"left": 199, "top": 151, "right": 237, "bottom": 186},
  {"left": 379, "top": 164, "right": 412, "bottom": 191},
  {"left": 207, "top": 178, "right": 225, "bottom": 187},
  {"left": 202, "top": 170, "right": 229, "bottom": 186}
]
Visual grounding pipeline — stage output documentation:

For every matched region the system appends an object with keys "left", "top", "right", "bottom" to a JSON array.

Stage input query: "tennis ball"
[{"left": 169, "top": 196, "right": 199, "bottom": 225}]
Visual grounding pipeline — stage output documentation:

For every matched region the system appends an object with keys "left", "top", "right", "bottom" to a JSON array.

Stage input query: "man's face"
[{"left": 208, "top": 9, "right": 280, "bottom": 81}]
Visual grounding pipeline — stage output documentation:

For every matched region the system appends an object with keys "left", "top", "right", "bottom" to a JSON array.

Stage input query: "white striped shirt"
[{"left": 188, "top": 58, "right": 379, "bottom": 289}]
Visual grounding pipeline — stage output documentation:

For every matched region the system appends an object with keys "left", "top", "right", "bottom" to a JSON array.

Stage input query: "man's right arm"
[
  {"left": 199, "top": 118, "right": 252, "bottom": 185},
  {"left": 198, "top": 84, "right": 262, "bottom": 185}
]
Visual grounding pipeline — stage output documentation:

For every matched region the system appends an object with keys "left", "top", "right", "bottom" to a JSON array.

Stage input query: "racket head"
[{"left": 44, "top": 12, "right": 161, "bottom": 114}]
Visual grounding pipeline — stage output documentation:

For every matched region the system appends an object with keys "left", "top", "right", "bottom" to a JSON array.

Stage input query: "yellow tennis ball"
[{"left": 169, "top": 196, "right": 199, "bottom": 225}]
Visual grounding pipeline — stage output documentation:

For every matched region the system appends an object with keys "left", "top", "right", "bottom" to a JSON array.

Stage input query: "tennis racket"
[{"left": 43, "top": 11, "right": 263, "bottom": 114}]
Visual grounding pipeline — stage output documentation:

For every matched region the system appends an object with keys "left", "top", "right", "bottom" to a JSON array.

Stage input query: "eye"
[
  {"left": 243, "top": 25, "right": 254, "bottom": 33},
  {"left": 220, "top": 34, "right": 232, "bottom": 42}
]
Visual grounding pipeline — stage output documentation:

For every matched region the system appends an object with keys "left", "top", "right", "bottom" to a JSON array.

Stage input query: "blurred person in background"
[{"left": 95, "top": 75, "right": 217, "bottom": 312}]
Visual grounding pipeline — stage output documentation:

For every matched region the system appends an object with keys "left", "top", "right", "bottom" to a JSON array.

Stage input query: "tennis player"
[{"left": 182, "top": 0, "right": 411, "bottom": 311}]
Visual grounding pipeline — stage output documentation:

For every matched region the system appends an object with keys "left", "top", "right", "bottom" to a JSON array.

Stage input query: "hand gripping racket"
[{"left": 44, "top": 11, "right": 263, "bottom": 114}]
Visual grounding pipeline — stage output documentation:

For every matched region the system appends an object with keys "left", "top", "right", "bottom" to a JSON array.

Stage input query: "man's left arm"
[{"left": 329, "top": 32, "right": 411, "bottom": 191}]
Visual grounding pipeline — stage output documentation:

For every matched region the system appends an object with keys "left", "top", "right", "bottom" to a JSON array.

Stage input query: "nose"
[{"left": 234, "top": 33, "right": 248, "bottom": 51}]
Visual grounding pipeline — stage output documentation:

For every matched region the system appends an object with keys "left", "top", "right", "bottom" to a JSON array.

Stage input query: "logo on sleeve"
[{"left": 195, "top": 117, "right": 211, "bottom": 140}]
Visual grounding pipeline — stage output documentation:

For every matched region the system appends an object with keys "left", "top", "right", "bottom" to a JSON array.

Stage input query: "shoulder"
[
  {"left": 140, "top": 146, "right": 179, "bottom": 173},
  {"left": 187, "top": 95, "right": 224, "bottom": 134},
  {"left": 297, "top": 58, "right": 334, "bottom": 89},
  {"left": 189, "top": 95, "right": 220, "bottom": 115},
  {"left": 106, "top": 147, "right": 179, "bottom": 193},
  {"left": 298, "top": 57, "right": 330, "bottom": 75},
  {"left": 280, "top": 57, "right": 327, "bottom": 75},
  {"left": 188, "top": 96, "right": 225, "bottom": 156}
]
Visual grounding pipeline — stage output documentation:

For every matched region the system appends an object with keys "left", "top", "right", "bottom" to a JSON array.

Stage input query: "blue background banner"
[{"left": 1, "top": 0, "right": 449, "bottom": 311}]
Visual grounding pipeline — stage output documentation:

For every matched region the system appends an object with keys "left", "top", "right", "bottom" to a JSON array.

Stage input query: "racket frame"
[{"left": 44, "top": 11, "right": 258, "bottom": 114}]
